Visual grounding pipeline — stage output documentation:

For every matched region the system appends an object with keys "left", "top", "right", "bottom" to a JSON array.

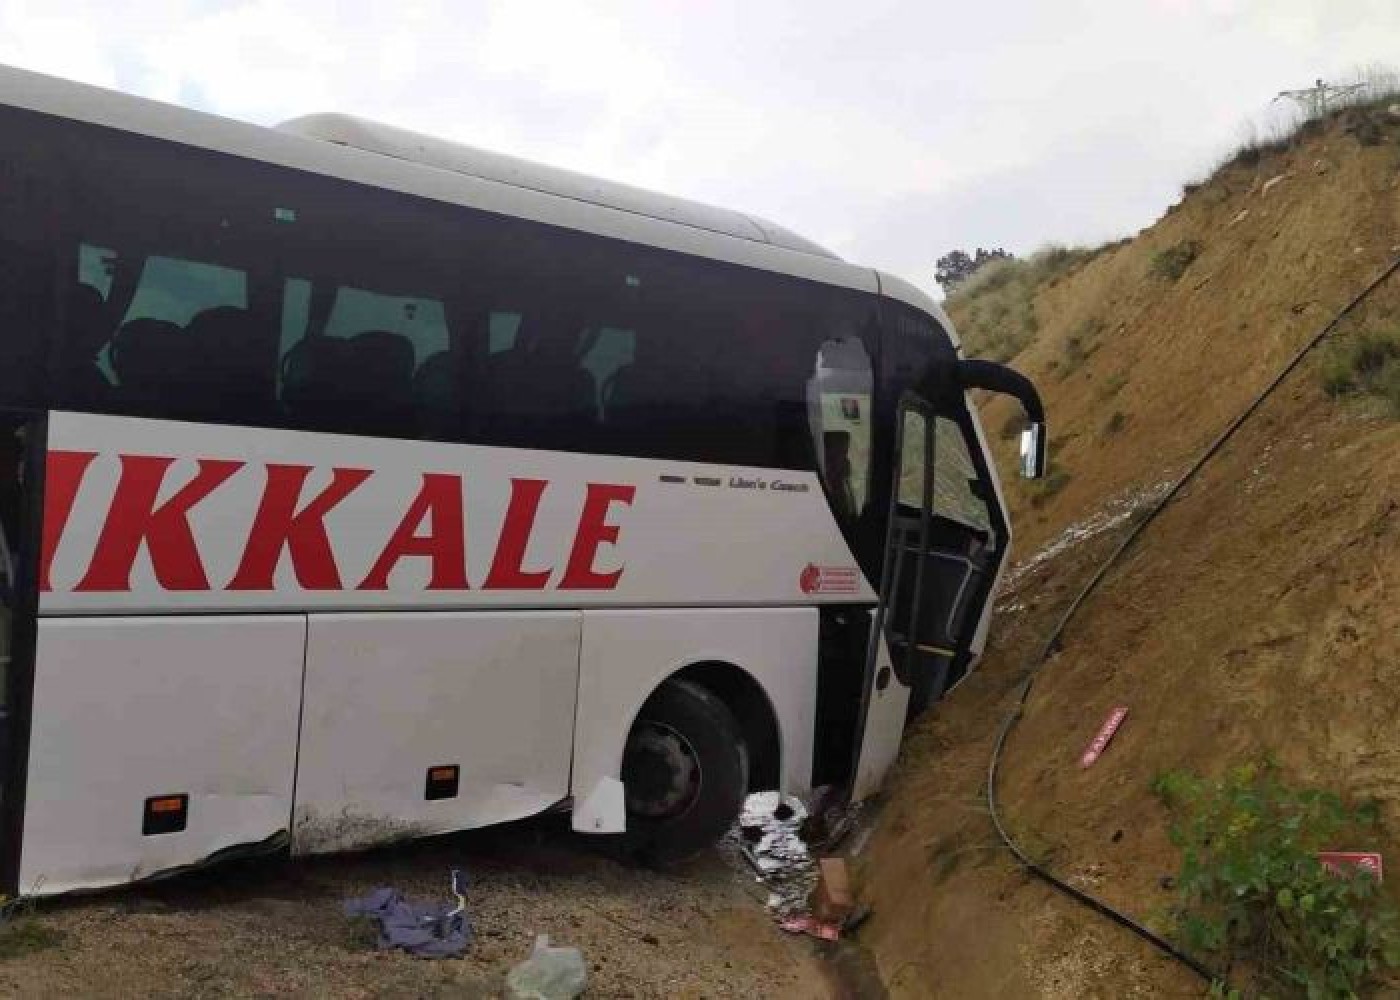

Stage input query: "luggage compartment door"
[
  {"left": 19, "top": 616, "right": 306, "bottom": 895},
  {"left": 292, "top": 611, "right": 581, "bottom": 855}
]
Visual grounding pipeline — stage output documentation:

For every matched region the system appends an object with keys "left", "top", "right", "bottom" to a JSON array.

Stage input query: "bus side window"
[
  {"left": 581, "top": 327, "right": 636, "bottom": 422},
  {"left": 114, "top": 256, "right": 255, "bottom": 420},
  {"left": 808, "top": 336, "right": 873, "bottom": 524},
  {"left": 61, "top": 248, "right": 282, "bottom": 424},
  {"left": 280, "top": 284, "right": 461, "bottom": 440}
]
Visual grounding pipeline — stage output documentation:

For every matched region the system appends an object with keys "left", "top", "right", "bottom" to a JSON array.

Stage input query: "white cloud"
[{"left": 0, "top": 0, "right": 1397, "bottom": 297}]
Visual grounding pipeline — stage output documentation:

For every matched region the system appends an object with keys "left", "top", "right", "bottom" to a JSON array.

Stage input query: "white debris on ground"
[
  {"left": 733, "top": 791, "right": 819, "bottom": 920},
  {"left": 999, "top": 479, "right": 1173, "bottom": 598}
]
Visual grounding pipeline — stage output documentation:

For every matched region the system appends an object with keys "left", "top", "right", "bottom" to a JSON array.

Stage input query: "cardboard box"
[{"left": 809, "top": 857, "right": 855, "bottom": 924}]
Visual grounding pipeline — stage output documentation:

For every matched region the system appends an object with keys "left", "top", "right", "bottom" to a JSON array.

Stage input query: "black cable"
[{"left": 985, "top": 253, "right": 1400, "bottom": 986}]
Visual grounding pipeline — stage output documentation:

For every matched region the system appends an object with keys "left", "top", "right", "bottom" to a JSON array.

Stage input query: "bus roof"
[
  {"left": 0, "top": 62, "right": 954, "bottom": 339},
  {"left": 275, "top": 114, "right": 840, "bottom": 261}
]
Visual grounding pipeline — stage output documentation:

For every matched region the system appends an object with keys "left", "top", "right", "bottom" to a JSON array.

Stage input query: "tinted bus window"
[
  {"left": 54, "top": 117, "right": 284, "bottom": 424},
  {"left": 0, "top": 106, "right": 56, "bottom": 411},
  {"left": 42, "top": 109, "right": 880, "bottom": 472}
]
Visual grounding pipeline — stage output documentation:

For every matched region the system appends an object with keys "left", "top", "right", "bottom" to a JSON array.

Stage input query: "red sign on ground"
[
  {"left": 779, "top": 915, "right": 841, "bottom": 941},
  {"left": 1080, "top": 706, "right": 1129, "bottom": 768},
  {"left": 1319, "top": 852, "right": 1383, "bottom": 882}
]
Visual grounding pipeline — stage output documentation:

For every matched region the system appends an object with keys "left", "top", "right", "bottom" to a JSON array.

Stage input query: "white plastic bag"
[{"left": 504, "top": 934, "right": 587, "bottom": 999}]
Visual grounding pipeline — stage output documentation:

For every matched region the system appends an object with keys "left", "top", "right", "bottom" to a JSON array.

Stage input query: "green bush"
[
  {"left": 1149, "top": 240, "right": 1203, "bottom": 283},
  {"left": 1320, "top": 329, "right": 1400, "bottom": 415},
  {"left": 1103, "top": 411, "right": 1127, "bottom": 435},
  {"left": 1154, "top": 762, "right": 1400, "bottom": 999}
]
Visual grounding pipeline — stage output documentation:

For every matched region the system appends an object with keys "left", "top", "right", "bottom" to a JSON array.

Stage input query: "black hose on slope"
[{"left": 985, "top": 253, "right": 1400, "bottom": 986}]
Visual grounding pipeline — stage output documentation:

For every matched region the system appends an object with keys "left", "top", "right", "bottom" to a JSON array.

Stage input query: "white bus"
[{"left": 0, "top": 64, "right": 1045, "bottom": 895}]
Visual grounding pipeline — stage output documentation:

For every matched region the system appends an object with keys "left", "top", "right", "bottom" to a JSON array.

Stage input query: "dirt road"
[{"left": 0, "top": 816, "right": 834, "bottom": 998}]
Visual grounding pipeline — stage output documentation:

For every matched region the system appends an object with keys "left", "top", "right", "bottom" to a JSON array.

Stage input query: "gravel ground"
[{"left": 0, "top": 815, "right": 835, "bottom": 998}]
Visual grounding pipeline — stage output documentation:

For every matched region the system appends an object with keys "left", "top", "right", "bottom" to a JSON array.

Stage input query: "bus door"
[
  {"left": 0, "top": 422, "right": 23, "bottom": 685},
  {"left": 0, "top": 414, "right": 43, "bottom": 894},
  {"left": 876, "top": 400, "right": 1001, "bottom": 720}
]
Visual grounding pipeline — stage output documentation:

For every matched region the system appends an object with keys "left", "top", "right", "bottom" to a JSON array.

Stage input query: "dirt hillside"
[{"left": 858, "top": 106, "right": 1400, "bottom": 997}]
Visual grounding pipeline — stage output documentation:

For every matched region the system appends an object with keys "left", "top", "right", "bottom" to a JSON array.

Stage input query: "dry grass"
[
  {"left": 1193, "top": 66, "right": 1400, "bottom": 185},
  {"left": 946, "top": 245, "right": 1099, "bottom": 361}
]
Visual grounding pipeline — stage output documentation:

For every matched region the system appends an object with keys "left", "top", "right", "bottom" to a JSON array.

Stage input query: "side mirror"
[
  {"left": 945, "top": 359, "right": 1047, "bottom": 480},
  {"left": 1019, "top": 422, "right": 1047, "bottom": 479}
]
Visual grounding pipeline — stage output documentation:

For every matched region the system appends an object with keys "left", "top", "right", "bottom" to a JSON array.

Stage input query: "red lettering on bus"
[
  {"left": 40, "top": 450, "right": 97, "bottom": 592},
  {"left": 357, "top": 473, "right": 469, "bottom": 591},
  {"left": 559, "top": 483, "right": 635, "bottom": 590},
  {"left": 483, "top": 478, "right": 554, "bottom": 590},
  {"left": 228, "top": 465, "right": 373, "bottom": 591},
  {"left": 75, "top": 456, "right": 243, "bottom": 592}
]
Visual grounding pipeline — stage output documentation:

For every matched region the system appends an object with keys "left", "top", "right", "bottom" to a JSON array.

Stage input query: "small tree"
[{"left": 935, "top": 247, "right": 1012, "bottom": 294}]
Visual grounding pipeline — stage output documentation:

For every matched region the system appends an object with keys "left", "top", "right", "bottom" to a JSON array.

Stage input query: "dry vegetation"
[
  {"left": 863, "top": 69, "right": 1400, "bottom": 999},
  {"left": 1195, "top": 65, "right": 1400, "bottom": 189},
  {"left": 943, "top": 245, "right": 1104, "bottom": 361},
  {"left": 1320, "top": 328, "right": 1400, "bottom": 415}
]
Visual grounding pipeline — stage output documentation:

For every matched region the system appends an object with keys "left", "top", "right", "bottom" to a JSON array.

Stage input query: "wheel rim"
[{"left": 622, "top": 721, "right": 702, "bottom": 820}]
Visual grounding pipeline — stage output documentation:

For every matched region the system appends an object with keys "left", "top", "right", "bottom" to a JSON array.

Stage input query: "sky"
[{"left": 1, "top": 0, "right": 1397, "bottom": 298}]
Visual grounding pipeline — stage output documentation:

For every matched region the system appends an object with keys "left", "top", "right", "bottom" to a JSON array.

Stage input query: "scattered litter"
[
  {"left": 847, "top": 825, "right": 874, "bottom": 859},
  {"left": 504, "top": 934, "right": 587, "bottom": 999},
  {"left": 780, "top": 914, "right": 842, "bottom": 940},
  {"left": 342, "top": 869, "right": 470, "bottom": 959},
  {"left": 1260, "top": 173, "right": 1291, "bottom": 196},
  {"left": 781, "top": 902, "right": 870, "bottom": 941},
  {"left": 1319, "top": 851, "right": 1383, "bottom": 882},
  {"left": 1080, "top": 705, "right": 1129, "bottom": 768},
  {"left": 736, "top": 792, "right": 818, "bottom": 920},
  {"left": 738, "top": 843, "right": 767, "bottom": 878}
]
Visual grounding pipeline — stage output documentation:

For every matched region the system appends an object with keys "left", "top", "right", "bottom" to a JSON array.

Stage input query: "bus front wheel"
[{"left": 620, "top": 679, "right": 749, "bottom": 864}]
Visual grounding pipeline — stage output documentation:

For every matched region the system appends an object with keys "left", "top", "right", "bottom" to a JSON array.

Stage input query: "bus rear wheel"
[{"left": 620, "top": 679, "right": 749, "bottom": 865}]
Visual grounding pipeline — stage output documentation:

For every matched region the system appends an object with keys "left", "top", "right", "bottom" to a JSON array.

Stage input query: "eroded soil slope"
[{"left": 860, "top": 112, "right": 1400, "bottom": 997}]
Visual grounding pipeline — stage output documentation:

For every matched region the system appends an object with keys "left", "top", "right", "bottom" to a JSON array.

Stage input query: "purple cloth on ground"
[{"left": 343, "top": 887, "right": 470, "bottom": 958}]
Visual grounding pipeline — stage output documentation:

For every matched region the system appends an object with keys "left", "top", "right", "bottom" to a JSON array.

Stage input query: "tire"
[{"left": 620, "top": 679, "right": 749, "bottom": 865}]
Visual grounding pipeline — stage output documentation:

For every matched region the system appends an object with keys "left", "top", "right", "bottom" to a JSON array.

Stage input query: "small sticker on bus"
[{"left": 799, "top": 564, "right": 860, "bottom": 595}]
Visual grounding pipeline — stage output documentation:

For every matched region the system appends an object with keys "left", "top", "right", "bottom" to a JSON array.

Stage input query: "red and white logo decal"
[
  {"left": 42, "top": 449, "right": 636, "bottom": 596},
  {"left": 798, "top": 563, "right": 859, "bottom": 595}
]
